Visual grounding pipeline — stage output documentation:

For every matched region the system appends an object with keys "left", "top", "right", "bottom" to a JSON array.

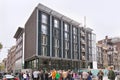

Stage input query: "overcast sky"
[{"left": 0, "top": 0, "right": 120, "bottom": 61}]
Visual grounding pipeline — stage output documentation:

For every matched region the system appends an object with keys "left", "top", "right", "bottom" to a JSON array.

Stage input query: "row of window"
[
  {"left": 39, "top": 13, "right": 92, "bottom": 59},
  {"left": 41, "top": 45, "right": 80, "bottom": 59},
  {"left": 41, "top": 13, "right": 78, "bottom": 34},
  {"left": 16, "top": 36, "right": 23, "bottom": 45}
]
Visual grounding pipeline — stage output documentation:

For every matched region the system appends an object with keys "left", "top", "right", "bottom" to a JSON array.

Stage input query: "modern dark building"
[{"left": 24, "top": 3, "right": 96, "bottom": 71}]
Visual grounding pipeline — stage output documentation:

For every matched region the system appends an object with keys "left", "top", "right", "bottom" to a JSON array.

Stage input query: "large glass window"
[
  {"left": 73, "top": 35, "right": 77, "bottom": 43},
  {"left": 55, "top": 48, "right": 59, "bottom": 57},
  {"left": 64, "top": 23, "right": 69, "bottom": 32},
  {"left": 65, "top": 50, "right": 70, "bottom": 58},
  {"left": 74, "top": 44, "right": 77, "bottom": 51},
  {"left": 54, "top": 39, "right": 59, "bottom": 47},
  {"left": 41, "top": 35, "right": 47, "bottom": 45},
  {"left": 73, "top": 27, "right": 77, "bottom": 34},
  {"left": 41, "top": 25, "right": 47, "bottom": 34},
  {"left": 64, "top": 32, "right": 69, "bottom": 40},
  {"left": 41, "top": 46, "right": 47, "bottom": 56},
  {"left": 34, "top": 60, "right": 36, "bottom": 68},
  {"left": 42, "top": 13, "right": 47, "bottom": 24},
  {"left": 65, "top": 41, "right": 69, "bottom": 49},
  {"left": 74, "top": 52, "right": 78, "bottom": 59},
  {"left": 54, "top": 29, "right": 60, "bottom": 37},
  {"left": 88, "top": 34, "right": 91, "bottom": 40},
  {"left": 54, "top": 19, "right": 59, "bottom": 28},
  {"left": 65, "top": 50, "right": 68, "bottom": 58}
]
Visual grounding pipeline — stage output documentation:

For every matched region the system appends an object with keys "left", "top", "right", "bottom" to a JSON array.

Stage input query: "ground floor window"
[{"left": 25, "top": 58, "right": 87, "bottom": 71}]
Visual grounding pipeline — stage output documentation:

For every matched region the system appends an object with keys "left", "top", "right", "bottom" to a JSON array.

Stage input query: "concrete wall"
[{"left": 25, "top": 8, "right": 37, "bottom": 60}]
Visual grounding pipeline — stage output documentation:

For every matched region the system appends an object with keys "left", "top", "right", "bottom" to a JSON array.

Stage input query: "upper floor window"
[
  {"left": 42, "top": 13, "right": 47, "bottom": 24},
  {"left": 64, "top": 32, "right": 69, "bottom": 40},
  {"left": 74, "top": 44, "right": 77, "bottom": 51},
  {"left": 88, "top": 34, "right": 91, "bottom": 40},
  {"left": 41, "top": 46, "right": 47, "bottom": 56},
  {"left": 73, "top": 35, "right": 77, "bottom": 43},
  {"left": 41, "top": 24, "right": 47, "bottom": 34},
  {"left": 41, "top": 35, "right": 47, "bottom": 45},
  {"left": 73, "top": 27, "right": 77, "bottom": 34},
  {"left": 54, "top": 39, "right": 59, "bottom": 48},
  {"left": 54, "top": 19, "right": 59, "bottom": 28},
  {"left": 65, "top": 50, "right": 68, "bottom": 58},
  {"left": 55, "top": 48, "right": 59, "bottom": 57},
  {"left": 54, "top": 29, "right": 60, "bottom": 37},
  {"left": 65, "top": 41, "right": 69, "bottom": 49},
  {"left": 74, "top": 52, "right": 78, "bottom": 59},
  {"left": 64, "top": 23, "right": 69, "bottom": 32}
]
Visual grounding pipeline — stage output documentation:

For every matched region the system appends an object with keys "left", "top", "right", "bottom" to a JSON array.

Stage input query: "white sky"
[{"left": 0, "top": 0, "right": 120, "bottom": 61}]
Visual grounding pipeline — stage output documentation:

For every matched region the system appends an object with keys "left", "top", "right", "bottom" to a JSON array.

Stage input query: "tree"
[
  {"left": 0, "top": 63, "right": 5, "bottom": 72},
  {"left": 0, "top": 43, "right": 3, "bottom": 50}
]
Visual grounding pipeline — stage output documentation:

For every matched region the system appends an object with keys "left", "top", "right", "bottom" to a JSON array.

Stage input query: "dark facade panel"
[
  {"left": 25, "top": 8, "right": 37, "bottom": 60},
  {"left": 38, "top": 11, "right": 50, "bottom": 56}
]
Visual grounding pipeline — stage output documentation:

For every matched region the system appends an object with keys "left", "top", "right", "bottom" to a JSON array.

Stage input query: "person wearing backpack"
[{"left": 108, "top": 66, "right": 115, "bottom": 80}]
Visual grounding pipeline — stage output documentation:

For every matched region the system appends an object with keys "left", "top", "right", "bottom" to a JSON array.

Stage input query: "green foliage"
[
  {"left": 0, "top": 63, "right": 5, "bottom": 71},
  {"left": 0, "top": 43, "right": 3, "bottom": 49}
]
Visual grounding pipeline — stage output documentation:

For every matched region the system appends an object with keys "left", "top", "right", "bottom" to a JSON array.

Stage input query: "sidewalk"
[
  {"left": 103, "top": 76, "right": 118, "bottom": 80},
  {"left": 103, "top": 76, "right": 109, "bottom": 80}
]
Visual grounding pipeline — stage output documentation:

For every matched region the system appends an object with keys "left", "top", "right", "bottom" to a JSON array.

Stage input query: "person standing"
[
  {"left": 45, "top": 70, "right": 49, "bottom": 80},
  {"left": 19, "top": 72, "right": 23, "bottom": 80},
  {"left": 23, "top": 73, "right": 27, "bottom": 80},
  {"left": 108, "top": 66, "right": 115, "bottom": 80},
  {"left": 97, "top": 70, "right": 104, "bottom": 80},
  {"left": 82, "top": 71, "right": 89, "bottom": 80},
  {"left": 32, "top": 70, "right": 40, "bottom": 80},
  {"left": 87, "top": 71, "right": 92, "bottom": 80},
  {"left": 48, "top": 70, "right": 52, "bottom": 80}
]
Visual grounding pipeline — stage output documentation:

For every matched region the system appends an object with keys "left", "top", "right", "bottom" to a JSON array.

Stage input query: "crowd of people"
[
  {"left": 17, "top": 66, "right": 118, "bottom": 80},
  {"left": 97, "top": 66, "right": 116, "bottom": 80},
  {"left": 18, "top": 69, "right": 93, "bottom": 80},
  {"left": 19, "top": 69, "right": 76, "bottom": 80}
]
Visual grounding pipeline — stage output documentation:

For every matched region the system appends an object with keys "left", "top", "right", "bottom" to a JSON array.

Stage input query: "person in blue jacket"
[{"left": 87, "top": 71, "right": 92, "bottom": 80}]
